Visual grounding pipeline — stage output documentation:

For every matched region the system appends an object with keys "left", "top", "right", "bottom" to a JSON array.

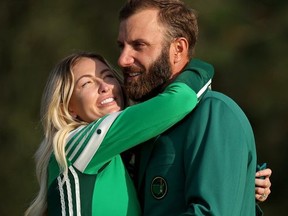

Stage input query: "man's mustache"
[{"left": 122, "top": 65, "right": 143, "bottom": 74}]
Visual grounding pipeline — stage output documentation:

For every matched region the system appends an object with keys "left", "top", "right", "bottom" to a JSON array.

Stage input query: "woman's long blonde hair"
[{"left": 25, "top": 52, "right": 124, "bottom": 216}]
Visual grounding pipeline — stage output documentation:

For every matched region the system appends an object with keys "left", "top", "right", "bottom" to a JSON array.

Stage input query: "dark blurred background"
[{"left": 0, "top": 0, "right": 287, "bottom": 215}]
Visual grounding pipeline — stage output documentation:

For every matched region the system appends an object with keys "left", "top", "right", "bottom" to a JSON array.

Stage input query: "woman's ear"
[{"left": 68, "top": 107, "right": 77, "bottom": 119}]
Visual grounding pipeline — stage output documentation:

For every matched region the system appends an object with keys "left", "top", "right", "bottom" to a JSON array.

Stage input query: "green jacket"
[{"left": 136, "top": 60, "right": 258, "bottom": 216}]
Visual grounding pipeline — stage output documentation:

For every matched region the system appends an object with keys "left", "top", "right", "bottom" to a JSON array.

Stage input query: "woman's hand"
[{"left": 255, "top": 168, "right": 272, "bottom": 202}]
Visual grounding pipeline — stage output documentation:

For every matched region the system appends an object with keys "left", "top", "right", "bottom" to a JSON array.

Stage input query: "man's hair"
[{"left": 119, "top": 0, "right": 199, "bottom": 58}]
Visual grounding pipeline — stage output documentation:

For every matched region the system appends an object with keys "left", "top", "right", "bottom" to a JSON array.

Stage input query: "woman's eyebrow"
[
  {"left": 75, "top": 74, "right": 92, "bottom": 85},
  {"left": 99, "top": 68, "right": 112, "bottom": 75},
  {"left": 75, "top": 68, "right": 113, "bottom": 85}
]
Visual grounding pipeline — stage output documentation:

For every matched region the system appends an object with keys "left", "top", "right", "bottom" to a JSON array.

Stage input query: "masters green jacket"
[{"left": 136, "top": 60, "right": 257, "bottom": 216}]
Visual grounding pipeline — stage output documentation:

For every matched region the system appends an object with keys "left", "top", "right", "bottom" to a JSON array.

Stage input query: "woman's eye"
[
  {"left": 106, "top": 74, "right": 115, "bottom": 78},
  {"left": 103, "top": 73, "right": 115, "bottom": 80},
  {"left": 81, "top": 80, "right": 92, "bottom": 87}
]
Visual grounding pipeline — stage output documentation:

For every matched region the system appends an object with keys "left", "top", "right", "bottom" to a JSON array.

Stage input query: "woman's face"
[{"left": 68, "top": 57, "right": 124, "bottom": 123}]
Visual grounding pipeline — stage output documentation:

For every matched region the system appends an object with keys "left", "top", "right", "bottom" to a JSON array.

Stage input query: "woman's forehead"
[{"left": 72, "top": 57, "right": 109, "bottom": 77}]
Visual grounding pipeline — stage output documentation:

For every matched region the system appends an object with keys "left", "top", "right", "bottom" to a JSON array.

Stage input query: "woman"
[{"left": 25, "top": 51, "right": 213, "bottom": 215}]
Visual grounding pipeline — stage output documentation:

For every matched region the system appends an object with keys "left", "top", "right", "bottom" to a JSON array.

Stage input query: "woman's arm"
[
  {"left": 67, "top": 61, "right": 214, "bottom": 173},
  {"left": 255, "top": 168, "right": 272, "bottom": 201}
]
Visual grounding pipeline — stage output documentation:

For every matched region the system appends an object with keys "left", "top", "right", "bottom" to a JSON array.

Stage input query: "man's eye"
[{"left": 134, "top": 43, "right": 145, "bottom": 49}]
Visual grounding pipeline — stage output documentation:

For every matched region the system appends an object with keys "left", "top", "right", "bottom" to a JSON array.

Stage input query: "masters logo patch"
[{"left": 151, "top": 176, "right": 167, "bottom": 199}]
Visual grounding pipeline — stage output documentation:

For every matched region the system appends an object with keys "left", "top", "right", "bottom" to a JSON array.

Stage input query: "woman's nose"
[{"left": 98, "top": 81, "right": 110, "bottom": 93}]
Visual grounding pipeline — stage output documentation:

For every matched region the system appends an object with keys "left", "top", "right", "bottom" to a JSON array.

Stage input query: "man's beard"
[{"left": 122, "top": 47, "right": 172, "bottom": 102}]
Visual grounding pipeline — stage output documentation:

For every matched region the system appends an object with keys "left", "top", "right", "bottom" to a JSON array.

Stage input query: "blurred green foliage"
[{"left": 0, "top": 0, "right": 287, "bottom": 215}]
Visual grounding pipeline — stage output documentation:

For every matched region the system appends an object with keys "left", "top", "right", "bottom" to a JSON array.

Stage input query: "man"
[{"left": 117, "top": 0, "right": 271, "bottom": 215}]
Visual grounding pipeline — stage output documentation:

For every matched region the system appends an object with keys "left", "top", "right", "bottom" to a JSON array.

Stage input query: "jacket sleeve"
[
  {"left": 66, "top": 69, "right": 211, "bottom": 174},
  {"left": 181, "top": 93, "right": 257, "bottom": 215}
]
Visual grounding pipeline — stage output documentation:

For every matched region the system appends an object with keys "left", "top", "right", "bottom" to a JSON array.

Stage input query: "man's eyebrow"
[
  {"left": 132, "top": 39, "right": 151, "bottom": 46},
  {"left": 117, "top": 38, "right": 149, "bottom": 45},
  {"left": 131, "top": 38, "right": 147, "bottom": 43}
]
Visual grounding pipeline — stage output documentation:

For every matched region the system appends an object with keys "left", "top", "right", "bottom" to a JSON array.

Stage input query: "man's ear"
[{"left": 171, "top": 37, "right": 189, "bottom": 64}]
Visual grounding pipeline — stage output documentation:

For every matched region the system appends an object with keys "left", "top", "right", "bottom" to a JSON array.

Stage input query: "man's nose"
[{"left": 118, "top": 47, "right": 134, "bottom": 68}]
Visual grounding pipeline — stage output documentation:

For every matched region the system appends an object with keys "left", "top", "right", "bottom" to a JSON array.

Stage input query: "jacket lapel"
[{"left": 137, "top": 136, "right": 159, "bottom": 191}]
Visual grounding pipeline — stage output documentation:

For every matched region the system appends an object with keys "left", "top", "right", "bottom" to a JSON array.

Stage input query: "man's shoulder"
[
  {"left": 185, "top": 89, "right": 249, "bottom": 124},
  {"left": 186, "top": 90, "right": 252, "bottom": 129},
  {"left": 202, "top": 90, "right": 234, "bottom": 102},
  {"left": 197, "top": 90, "right": 242, "bottom": 111}
]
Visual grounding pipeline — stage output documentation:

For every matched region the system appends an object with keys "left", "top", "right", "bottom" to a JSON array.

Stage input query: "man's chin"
[
  {"left": 127, "top": 89, "right": 159, "bottom": 102},
  {"left": 124, "top": 76, "right": 139, "bottom": 84},
  {"left": 124, "top": 87, "right": 144, "bottom": 102}
]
